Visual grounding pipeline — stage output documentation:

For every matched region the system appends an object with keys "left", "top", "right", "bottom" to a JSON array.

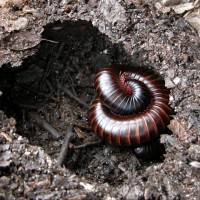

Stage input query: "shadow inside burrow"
[{"left": 0, "top": 20, "right": 169, "bottom": 185}]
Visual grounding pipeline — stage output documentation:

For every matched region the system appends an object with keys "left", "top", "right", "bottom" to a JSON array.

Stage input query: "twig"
[
  {"left": 13, "top": 99, "right": 40, "bottom": 109},
  {"left": 66, "top": 75, "right": 78, "bottom": 96},
  {"left": 23, "top": 85, "right": 59, "bottom": 102},
  {"left": 39, "top": 48, "right": 54, "bottom": 89},
  {"left": 73, "top": 123, "right": 91, "bottom": 130},
  {"left": 72, "top": 139, "right": 102, "bottom": 149},
  {"left": 41, "top": 38, "right": 59, "bottom": 43},
  {"left": 41, "top": 119, "right": 61, "bottom": 140},
  {"left": 0, "top": 132, "right": 13, "bottom": 142},
  {"left": 46, "top": 79, "right": 56, "bottom": 93},
  {"left": 56, "top": 42, "right": 65, "bottom": 59},
  {"left": 56, "top": 124, "right": 73, "bottom": 166},
  {"left": 57, "top": 82, "right": 89, "bottom": 108},
  {"left": 35, "top": 115, "right": 61, "bottom": 140}
]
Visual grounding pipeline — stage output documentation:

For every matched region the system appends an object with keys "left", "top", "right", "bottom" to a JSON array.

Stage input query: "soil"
[{"left": 0, "top": 0, "right": 200, "bottom": 199}]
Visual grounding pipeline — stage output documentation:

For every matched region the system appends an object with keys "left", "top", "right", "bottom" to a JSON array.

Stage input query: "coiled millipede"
[{"left": 89, "top": 65, "right": 173, "bottom": 150}]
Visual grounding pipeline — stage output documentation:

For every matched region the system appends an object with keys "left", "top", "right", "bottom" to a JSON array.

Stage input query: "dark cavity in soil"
[{"left": 0, "top": 20, "right": 166, "bottom": 185}]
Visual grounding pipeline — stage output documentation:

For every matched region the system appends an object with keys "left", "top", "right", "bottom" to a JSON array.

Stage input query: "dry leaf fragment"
[
  {"left": 172, "top": 3, "right": 195, "bottom": 14},
  {"left": 0, "top": 131, "right": 13, "bottom": 142},
  {"left": 74, "top": 127, "right": 86, "bottom": 138},
  {"left": 168, "top": 119, "right": 190, "bottom": 141},
  {"left": 189, "top": 161, "right": 200, "bottom": 169}
]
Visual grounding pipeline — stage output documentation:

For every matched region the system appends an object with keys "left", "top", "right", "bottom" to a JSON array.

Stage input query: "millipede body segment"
[{"left": 89, "top": 65, "right": 173, "bottom": 146}]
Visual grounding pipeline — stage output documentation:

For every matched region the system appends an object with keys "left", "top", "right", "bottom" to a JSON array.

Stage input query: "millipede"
[{"left": 89, "top": 64, "right": 173, "bottom": 149}]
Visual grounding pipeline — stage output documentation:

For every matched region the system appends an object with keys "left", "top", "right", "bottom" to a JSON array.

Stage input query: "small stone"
[
  {"left": 52, "top": 141, "right": 61, "bottom": 147},
  {"left": 11, "top": 17, "right": 29, "bottom": 31},
  {"left": 169, "top": 95, "right": 174, "bottom": 101},
  {"left": 165, "top": 31, "right": 174, "bottom": 39},
  {"left": 194, "top": 90, "right": 200, "bottom": 96},
  {"left": 181, "top": 76, "right": 188, "bottom": 87},
  {"left": 165, "top": 77, "right": 175, "bottom": 88},
  {"left": 10, "top": 182, "right": 19, "bottom": 190},
  {"left": 9, "top": 118, "right": 16, "bottom": 126},
  {"left": 189, "top": 161, "right": 200, "bottom": 169},
  {"left": 0, "top": 176, "right": 10, "bottom": 187},
  {"left": 166, "top": 68, "right": 175, "bottom": 79},
  {"left": 173, "top": 77, "right": 181, "bottom": 85},
  {"left": 0, "top": 160, "right": 11, "bottom": 168},
  {"left": 188, "top": 144, "right": 200, "bottom": 161}
]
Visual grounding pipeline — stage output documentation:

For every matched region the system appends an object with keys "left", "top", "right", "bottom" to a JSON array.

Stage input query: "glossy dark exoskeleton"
[{"left": 89, "top": 65, "right": 173, "bottom": 151}]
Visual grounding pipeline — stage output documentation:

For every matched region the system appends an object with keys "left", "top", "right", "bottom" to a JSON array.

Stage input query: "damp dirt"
[{"left": 0, "top": 1, "right": 200, "bottom": 199}]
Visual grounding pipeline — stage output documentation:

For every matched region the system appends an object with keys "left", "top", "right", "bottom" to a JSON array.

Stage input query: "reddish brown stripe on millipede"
[{"left": 89, "top": 64, "right": 173, "bottom": 146}]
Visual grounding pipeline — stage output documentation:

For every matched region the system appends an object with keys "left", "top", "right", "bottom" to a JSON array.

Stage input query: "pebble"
[
  {"left": 181, "top": 76, "right": 188, "bottom": 87},
  {"left": 165, "top": 77, "right": 175, "bottom": 88},
  {"left": 166, "top": 68, "right": 175, "bottom": 79},
  {"left": 189, "top": 161, "right": 200, "bottom": 169},
  {"left": 11, "top": 17, "right": 29, "bottom": 31},
  {"left": 0, "top": 176, "right": 10, "bottom": 186},
  {"left": 188, "top": 144, "right": 200, "bottom": 161},
  {"left": 173, "top": 76, "right": 181, "bottom": 85},
  {"left": 194, "top": 90, "right": 200, "bottom": 96}
]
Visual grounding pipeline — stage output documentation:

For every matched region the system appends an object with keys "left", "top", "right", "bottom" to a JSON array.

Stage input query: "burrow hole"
[{"left": 0, "top": 20, "right": 164, "bottom": 185}]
